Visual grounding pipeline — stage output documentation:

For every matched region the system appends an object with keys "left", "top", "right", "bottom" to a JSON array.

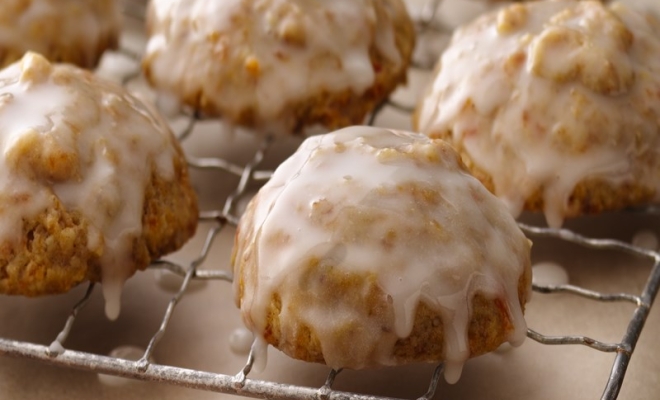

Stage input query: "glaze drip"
[
  {"left": 0, "top": 0, "right": 120, "bottom": 67},
  {"left": 144, "top": 0, "right": 408, "bottom": 134},
  {"left": 233, "top": 126, "right": 531, "bottom": 382},
  {"left": 416, "top": 1, "right": 660, "bottom": 227},
  {"left": 0, "top": 53, "right": 180, "bottom": 318}
]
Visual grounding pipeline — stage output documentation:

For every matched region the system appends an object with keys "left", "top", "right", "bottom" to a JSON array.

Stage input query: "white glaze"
[
  {"left": 494, "top": 342, "right": 515, "bottom": 355},
  {"left": 416, "top": 1, "right": 660, "bottom": 228},
  {"left": 229, "top": 327, "right": 255, "bottom": 356},
  {"left": 250, "top": 335, "right": 269, "bottom": 374},
  {"left": 0, "top": 53, "right": 180, "bottom": 319},
  {"left": 144, "top": 0, "right": 408, "bottom": 134},
  {"left": 532, "top": 262, "right": 569, "bottom": 287},
  {"left": 108, "top": 345, "right": 147, "bottom": 360},
  {"left": 233, "top": 126, "right": 531, "bottom": 383},
  {"left": 47, "top": 339, "right": 65, "bottom": 356},
  {"left": 98, "top": 345, "right": 149, "bottom": 386},
  {"left": 0, "top": 0, "right": 120, "bottom": 67}
]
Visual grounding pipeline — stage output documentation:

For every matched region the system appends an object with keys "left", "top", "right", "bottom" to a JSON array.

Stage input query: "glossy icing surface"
[
  {"left": 0, "top": 53, "right": 180, "bottom": 318},
  {"left": 233, "top": 126, "right": 531, "bottom": 383},
  {"left": 0, "top": 0, "right": 120, "bottom": 67},
  {"left": 144, "top": 0, "right": 409, "bottom": 133},
  {"left": 416, "top": 1, "right": 660, "bottom": 227}
]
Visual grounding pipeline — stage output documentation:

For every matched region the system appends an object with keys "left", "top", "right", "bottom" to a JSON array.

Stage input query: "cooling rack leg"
[
  {"left": 417, "top": 363, "right": 444, "bottom": 400},
  {"left": 600, "top": 255, "right": 660, "bottom": 400},
  {"left": 317, "top": 369, "right": 343, "bottom": 400},
  {"left": 176, "top": 112, "right": 199, "bottom": 142},
  {"left": 233, "top": 349, "right": 256, "bottom": 389},
  {"left": 47, "top": 283, "right": 96, "bottom": 357},
  {"left": 367, "top": 101, "right": 388, "bottom": 126},
  {"left": 601, "top": 353, "right": 631, "bottom": 400}
]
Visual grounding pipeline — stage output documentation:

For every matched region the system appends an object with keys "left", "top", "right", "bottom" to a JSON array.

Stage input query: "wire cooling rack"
[{"left": 1, "top": 1, "right": 660, "bottom": 400}]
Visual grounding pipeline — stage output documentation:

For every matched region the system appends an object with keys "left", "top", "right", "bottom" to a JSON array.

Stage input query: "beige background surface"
[{"left": 2, "top": 1, "right": 660, "bottom": 399}]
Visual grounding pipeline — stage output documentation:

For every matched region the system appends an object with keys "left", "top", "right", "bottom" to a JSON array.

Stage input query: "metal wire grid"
[{"left": 1, "top": 1, "right": 659, "bottom": 399}]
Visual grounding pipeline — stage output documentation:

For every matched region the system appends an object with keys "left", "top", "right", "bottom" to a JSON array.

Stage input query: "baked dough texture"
[
  {"left": 414, "top": 0, "right": 660, "bottom": 227},
  {"left": 0, "top": 53, "right": 198, "bottom": 319},
  {"left": 232, "top": 126, "right": 532, "bottom": 383},
  {"left": 0, "top": 0, "right": 121, "bottom": 69},
  {"left": 142, "top": 0, "right": 415, "bottom": 135}
]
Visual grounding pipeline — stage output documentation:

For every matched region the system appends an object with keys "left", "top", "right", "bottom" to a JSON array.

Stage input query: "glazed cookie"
[
  {"left": 0, "top": 53, "right": 198, "bottom": 319},
  {"left": 143, "top": 0, "right": 415, "bottom": 135},
  {"left": 232, "top": 126, "right": 532, "bottom": 383},
  {"left": 0, "top": 0, "right": 121, "bottom": 69},
  {"left": 414, "top": 0, "right": 660, "bottom": 227}
]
